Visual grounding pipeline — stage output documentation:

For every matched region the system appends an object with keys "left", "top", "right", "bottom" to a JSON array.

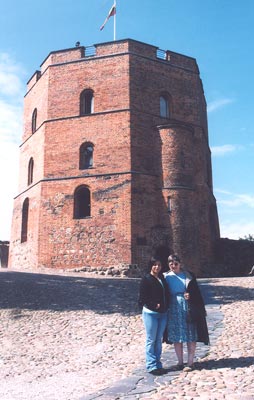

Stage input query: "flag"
[{"left": 100, "top": 4, "right": 116, "bottom": 31}]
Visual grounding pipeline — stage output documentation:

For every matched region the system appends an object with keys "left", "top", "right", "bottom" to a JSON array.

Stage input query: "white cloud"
[
  {"left": 0, "top": 53, "right": 25, "bottom": 97},
  {"left": 220, "top": 221, "right": 254, "bottom": 240},
  {"left": 214, "top": 188, "right": 254, "bottom": 208},
  {"left": 211, "top": 144, "right": 242, "bottom": 157},
  {"left": 0, "top": 53, "right": 25, "bottom": 143},
  {"left": 0, "top": 52, "right": 25, "bottom": 240},
  {"left": 215, "top": 188, "right": 232, "bottom": 195},
  {"left": 215, "top": 189, "right": 254, "bottom": 209},
  {"left": 207, "top": 98, "right": 234, "bottom": 113},
  {"left": 215, "top": 188, "right": 254, "bottom": 239},
  {"left": 0, "top": 143, "right": 19, "bottom": 235},
  {"left": 0, "top": 99, "right": 23, "bottom": 143},
  {"left": 218, "top": 194, "right": 254, "bottom": 208}
]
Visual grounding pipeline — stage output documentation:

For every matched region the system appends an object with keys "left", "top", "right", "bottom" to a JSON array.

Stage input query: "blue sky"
[{"left": 0, "top": 0, "right": 254, "bottom": 240}]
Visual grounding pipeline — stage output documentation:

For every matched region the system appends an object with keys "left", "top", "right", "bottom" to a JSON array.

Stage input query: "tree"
[{"left": 239, "top": 234, "right": 254, "bottom": 241}]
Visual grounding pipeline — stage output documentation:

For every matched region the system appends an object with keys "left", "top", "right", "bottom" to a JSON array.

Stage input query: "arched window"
[
  {"left": 80, "top": 89, "right": 94, "bottom": 115},
  {"left": 74, "top": 186, "right": 91, "bottom": 219},
  {"left": 160, "top": 94, "right": 170, "bottom": 118},
  {"left": 28, "top": 157, "right": 34, "bottom": 185},
  {"left": 31, "top": 108, "right": 37, "bottom": 133},
  {"left": 79, "top": 143, "right": 94, "bottom": 169},
  {"left": 21, "top": 198, "right": 29, "bottom": 243}
]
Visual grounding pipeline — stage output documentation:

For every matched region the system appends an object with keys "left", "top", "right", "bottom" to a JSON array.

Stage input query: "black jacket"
[
  {"left": 185, "top": 270, "right": 210, "bottom": 345},
  {"left": 138, "top": 273, "right": 170, "bottom": 313}
]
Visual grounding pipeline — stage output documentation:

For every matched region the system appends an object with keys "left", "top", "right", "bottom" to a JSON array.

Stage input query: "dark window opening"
[
  {"left": 160, "top": 94, "right": 170, "bottom": 118},
  {"left": 154, "top": 245, "right": 171, "bottom": 273},
  {"left": 80, "top": 89, "right": 94, "bottom": 115},
  {"left": 167, "top": 196, "right": 171, "bottom": 213},
  {"left": 28, "top": 157, "right": 34, "bottom": 185},
  {"left": 79, "top": 143, "right": 94, "bottom": 169},
  {"left": 32, "top": 108, "right": 37, "bottom": 134},
  {"left": 21, "top": 198, "right": 29, "bottom": 243},
  {"left": 180, "top": 151, "right": 186, "bottom": 169},
  {"left": 74, "top": 186, "right": 91, "bottom": 218}
]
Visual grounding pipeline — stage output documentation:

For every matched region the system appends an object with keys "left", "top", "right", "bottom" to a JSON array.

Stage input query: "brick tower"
[{"left": 9, "top": 39, "right": 220, "bottom": 275}]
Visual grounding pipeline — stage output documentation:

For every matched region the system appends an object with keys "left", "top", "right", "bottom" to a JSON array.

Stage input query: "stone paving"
[{"left": 0, "top": 269, "right": 253, "bottom": 400}]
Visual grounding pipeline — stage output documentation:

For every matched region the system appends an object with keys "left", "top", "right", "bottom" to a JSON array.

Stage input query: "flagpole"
[
  {"left": 99, "top": 1, "right": 117, "bottom": 36},
  {"left": 114, "top": 0, "right": 116, "bottom": 41}
]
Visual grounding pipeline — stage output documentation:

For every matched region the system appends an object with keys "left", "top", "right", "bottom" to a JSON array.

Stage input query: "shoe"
[
  {"left": 148, "top": 368, "right": 164, "bottom": 376},
  {"left": 157, "top": 368, "right": 167, "bottom": 375},
  {"left": 170, "top": 364, "right": 184, "bottom": 371}
]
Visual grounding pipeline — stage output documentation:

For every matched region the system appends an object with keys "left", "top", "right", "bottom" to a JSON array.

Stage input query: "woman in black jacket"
[{"left": 138, "top": 257, "right": 170, "bottom": 375}]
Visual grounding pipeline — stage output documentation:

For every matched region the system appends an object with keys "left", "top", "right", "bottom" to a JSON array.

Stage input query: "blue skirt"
[{"left": 167, "top": 295, "right": 197, "bottom": 343}]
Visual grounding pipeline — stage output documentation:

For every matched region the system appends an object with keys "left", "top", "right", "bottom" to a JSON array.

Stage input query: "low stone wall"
[
  {"left": 202, "top": 238, "right": 254, "bottom": 277},
  {"left": 0, "top": 241, "right": 9, "bottom": 268},
  {"left": 65, "top": 263, "right": 143, "bottom": 277}
]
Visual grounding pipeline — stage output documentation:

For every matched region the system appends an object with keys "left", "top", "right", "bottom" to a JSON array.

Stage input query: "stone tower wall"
[{"left": 9, "top": 39, "right": 220, "bottom": 275}]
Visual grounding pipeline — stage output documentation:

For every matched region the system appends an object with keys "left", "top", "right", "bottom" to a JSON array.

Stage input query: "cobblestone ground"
[
  {"left": 0, "top": 269, "right": 144, "bottom": 400},
  {"left": 0, "top": 270, "right": 253, "bottom": 400},
  {"left": 148, "top": 277, "right": 254, "bottom": 400}
]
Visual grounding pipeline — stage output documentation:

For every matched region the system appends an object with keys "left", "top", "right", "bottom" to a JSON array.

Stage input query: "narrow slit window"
[
  {"left": 28, "top": 157, "right": 34, "bottom": 185},
  {"left": 32, "top": 108, "right": 37, "bottom": 133},
  {"left": 167, "top": 196, "right": 172, "bottom": 213},
  {"left": 21, "top": 198, "right": 29, "bottom": 243}
]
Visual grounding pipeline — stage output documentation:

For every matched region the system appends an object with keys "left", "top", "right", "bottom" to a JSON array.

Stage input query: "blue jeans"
[{"left": 142, "top": 309, "right": 167, "bottom": 372}]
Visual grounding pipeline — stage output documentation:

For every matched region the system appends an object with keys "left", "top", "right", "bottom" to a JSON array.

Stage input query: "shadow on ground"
[
  {"left": 0, "top": 271, "right": 253, "bottom": 314},
  {"left": 200, "top": 278, "right": 254, "bottom": 305},
  {"left": 196, "top": 356, "right": 254, "bottom": 370},
  {"left": 0, "top": 270, "right": 140, "bottom": 314}
]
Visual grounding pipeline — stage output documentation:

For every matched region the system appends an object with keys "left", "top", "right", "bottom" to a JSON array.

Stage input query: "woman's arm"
[{"left": 138, "top": 276, "right": 159, "bottom": 311}]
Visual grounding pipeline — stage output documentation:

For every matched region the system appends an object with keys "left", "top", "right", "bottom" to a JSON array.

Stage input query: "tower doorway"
[{"left": 154, "top": 245, "right": 171, "bottom": 273}]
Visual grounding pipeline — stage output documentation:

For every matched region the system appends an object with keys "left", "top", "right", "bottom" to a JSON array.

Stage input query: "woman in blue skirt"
[{"left": 164, "top": 254, "right": 209, "bottom": 371}]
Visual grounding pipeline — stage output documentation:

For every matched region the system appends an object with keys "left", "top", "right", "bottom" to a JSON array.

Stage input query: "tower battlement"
[{"left": 27, "top": 39, "right": 199, "bottom": 92}]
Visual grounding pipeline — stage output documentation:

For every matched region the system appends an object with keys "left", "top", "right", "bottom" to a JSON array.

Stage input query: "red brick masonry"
[{"left": 9, "top": 39, "right": 219, "bottom": 275}]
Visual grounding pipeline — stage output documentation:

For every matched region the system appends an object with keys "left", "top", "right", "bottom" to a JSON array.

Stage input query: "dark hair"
[
  {"left": 148, "top": 256, "right": 161, "bottom": 270},
  {"left": 168, "top": 254, "right": 181, "bottom": 263}
]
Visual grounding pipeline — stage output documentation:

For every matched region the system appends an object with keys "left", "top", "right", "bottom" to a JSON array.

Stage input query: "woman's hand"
[
  {"left": 156, "top": 303, "right": 160, "bottom": 309},
  {"left": 184, "top": 292, "right": 190, "bottom": 301}
]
